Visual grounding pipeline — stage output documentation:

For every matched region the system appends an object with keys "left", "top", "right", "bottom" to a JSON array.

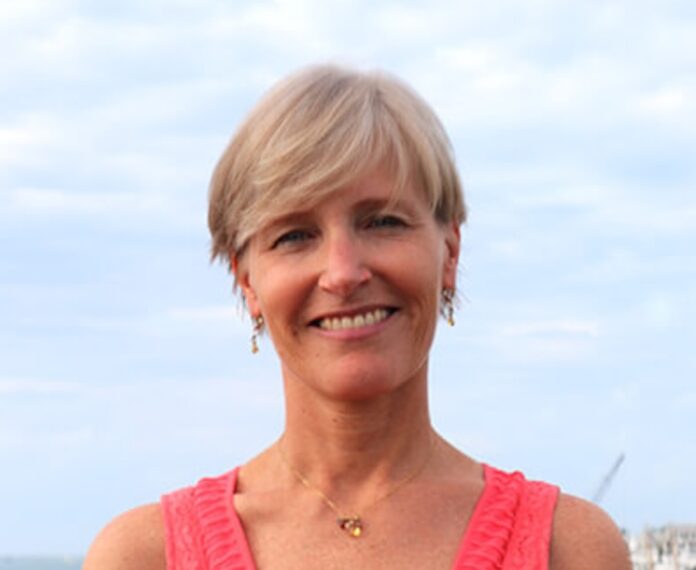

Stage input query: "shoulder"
[
  {"left": 83, "top": 503, "right": 166, "bottom": 570},
  {"left": 549, "top": 493, "right": 631, "bottom": 570}
]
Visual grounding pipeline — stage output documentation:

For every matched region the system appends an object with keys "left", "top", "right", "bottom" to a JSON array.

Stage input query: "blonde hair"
[{"left": 208, "top": 64, "right": 466, "bottom": 265}]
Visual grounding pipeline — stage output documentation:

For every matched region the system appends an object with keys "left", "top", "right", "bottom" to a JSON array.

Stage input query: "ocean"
[{"left": 0, "top": 558, "right": 82, "bottom": 570}]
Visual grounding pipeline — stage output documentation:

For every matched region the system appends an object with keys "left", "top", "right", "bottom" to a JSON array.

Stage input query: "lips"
[{"left": 311, "top": 307, "right": 397, "bottom": 331}]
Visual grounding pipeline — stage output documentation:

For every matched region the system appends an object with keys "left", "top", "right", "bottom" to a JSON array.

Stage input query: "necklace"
[{"left": 277, "top": 437, "right": 434, "bottom": 538}]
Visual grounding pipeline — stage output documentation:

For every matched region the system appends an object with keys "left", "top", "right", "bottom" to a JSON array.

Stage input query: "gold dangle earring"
[
  {"left": 251, "top": 315, "right": 264, "bottom": 354},
  {"left": 442, "top": 288, "right": 455, "bottom": 326}
]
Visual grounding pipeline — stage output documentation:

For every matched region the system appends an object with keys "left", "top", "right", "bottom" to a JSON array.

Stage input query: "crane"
[{"left": 592, "top": 453, "right": 625, "bottom": 504}]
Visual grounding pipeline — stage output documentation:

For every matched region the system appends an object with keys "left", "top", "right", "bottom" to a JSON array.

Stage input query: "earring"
[
  {"left": 251, "top": 314, "right": 264, "bottom": 354},
  {"left": 442, "top": 288, "right": 455, "bottom": 326}
]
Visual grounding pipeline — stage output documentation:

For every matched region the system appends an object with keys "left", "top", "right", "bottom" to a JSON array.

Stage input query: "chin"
[{"left": 317, "top": 360, "right": 422, "bottom": 402}]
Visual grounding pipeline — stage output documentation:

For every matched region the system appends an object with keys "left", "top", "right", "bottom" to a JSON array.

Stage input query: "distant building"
[{"left": 629, "top": 524, "right": 696, "bottom": 570}]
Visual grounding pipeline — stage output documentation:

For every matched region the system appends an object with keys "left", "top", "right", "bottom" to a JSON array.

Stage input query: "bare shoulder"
[
  {"left": 83, "top": 503, "right": 166, "bottom": 570},
  {"left": 549, "top": 493, "right": 631, "bottom": 570}
]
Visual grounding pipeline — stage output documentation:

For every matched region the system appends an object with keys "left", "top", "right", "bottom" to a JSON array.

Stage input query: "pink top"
[{"left": 161, "top": 464, "right": 559, "bottom": 570}]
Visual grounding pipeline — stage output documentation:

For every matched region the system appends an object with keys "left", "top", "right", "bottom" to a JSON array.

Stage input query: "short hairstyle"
[{"left": 208, "top": 64, "right": 466, "bottom": 266}]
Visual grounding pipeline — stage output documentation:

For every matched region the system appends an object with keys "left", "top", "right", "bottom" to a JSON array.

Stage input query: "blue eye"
[
  {"left": 273, "top": 229, "right": 312, "bottom": 248},
  {"left": 368, "top": 215, "right": 405, "bottom": 229}
]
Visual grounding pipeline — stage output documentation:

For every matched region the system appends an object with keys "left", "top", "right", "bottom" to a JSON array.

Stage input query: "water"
[{"left": 0, "top": 558, "right": 82, "bottom": 570}]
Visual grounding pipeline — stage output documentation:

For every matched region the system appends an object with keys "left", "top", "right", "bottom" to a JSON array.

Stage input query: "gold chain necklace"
[{"left": 277, "top": 437, "right": 434, "bottom": 538}]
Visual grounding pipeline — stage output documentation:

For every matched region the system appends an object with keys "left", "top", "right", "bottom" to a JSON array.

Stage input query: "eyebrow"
[
  {"left": 354, "top": 197, "right": 418, "bottom": 217},
  {"left": 262, "top": 196, "right": 417, "bottom": 232},
  {"left": 262, "top": 211, "right": 314, "bottom": 230}
]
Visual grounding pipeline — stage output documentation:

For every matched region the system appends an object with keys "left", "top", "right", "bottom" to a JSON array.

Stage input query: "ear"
[
  {"left": 441, "top": 222, "right": 461, "bottom": 290},
  {"left": 232, "top": 252, "right": 262, "bottom": 317}
]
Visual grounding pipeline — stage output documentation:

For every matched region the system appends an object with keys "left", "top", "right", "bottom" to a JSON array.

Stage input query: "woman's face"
[{"left": 236, "top": 165, "right": 460, "bottom": 401}]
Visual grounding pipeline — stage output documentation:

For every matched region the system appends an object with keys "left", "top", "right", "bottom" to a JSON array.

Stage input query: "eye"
[
  {"left": 367, "top": 215, "right": 406, "bottom": 229},
  {"left": 272, "top": 229, "right": 313, "bottom": 248}
]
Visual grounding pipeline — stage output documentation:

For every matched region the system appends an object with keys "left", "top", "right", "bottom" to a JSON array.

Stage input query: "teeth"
[{"left": 318, "top": 309, "right": 390, "bottom": 331}]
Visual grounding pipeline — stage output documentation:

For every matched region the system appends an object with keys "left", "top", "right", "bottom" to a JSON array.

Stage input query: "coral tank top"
[{"left": 161, "top": 464, "right": 559, "bottom": 570}]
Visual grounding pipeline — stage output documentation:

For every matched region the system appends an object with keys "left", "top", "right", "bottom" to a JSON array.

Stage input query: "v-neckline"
[{"left": 226, "top": 463, "right": 494, "bottom": 570}]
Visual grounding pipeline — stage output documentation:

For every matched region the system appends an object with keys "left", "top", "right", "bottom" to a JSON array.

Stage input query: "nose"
[{"left": 317, "top": 231, "right": 371, "bottom": 297}]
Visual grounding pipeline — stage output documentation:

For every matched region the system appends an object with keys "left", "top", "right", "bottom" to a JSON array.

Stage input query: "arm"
[
  {"left": 83, "top": 503, "right": 167, "bottom": 570},
  {"left": 550, "top": 493, "right": 632, "bottom": 570}
]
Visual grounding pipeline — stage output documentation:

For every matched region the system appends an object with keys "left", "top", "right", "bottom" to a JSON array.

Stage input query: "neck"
[{"left": 278, "top": 364, "right": 435, "bottom": 495}]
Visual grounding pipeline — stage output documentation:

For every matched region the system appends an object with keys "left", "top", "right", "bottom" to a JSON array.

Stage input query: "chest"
[
  {"left": 238, "top": 486, "right": 476, "bottom": 570},
  {"left": 250, "top": 506, "right": 470, "bottom": 569}
]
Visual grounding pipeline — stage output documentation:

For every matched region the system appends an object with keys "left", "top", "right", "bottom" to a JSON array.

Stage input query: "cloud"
[
  {"left": 0, "top": 372, "right": 282, "bottom": 456},
  {"left": 214, "top": 0, "right": 330, "bottom": 44},
  {"left": 512, "top": 182, "right": 696, "bottom": 236},
  {"left": 0, "top": 378, "right": 81, "bottom": 395},
  {"left": 452, "top": 316, "right": 604, "bottom": 365},
  {"left": 165, "top": 305, "right": 242, "bottom": 323},
  {"left": 0, "top": 186, "right": 205, "bottom": 237},
  {"left": 634, "top": 86, "right": 692, "bottom": 117},
  {"left": 390, "top": 1, "right": 696, "bottom": 140},
  {"left": 501, "top": 319, "right": 601, "bottom": 338},
  {"left": 0, "top": 0, "right": 75, "bottom": 31},
  {"left": 493, "top": 319, "right": 601, "bottom": 363},
  {"left": 0, "top": 118, "right": 57, "bottom": 166},
  {"left": 72, "top": 304, "right": 247, "bottom": 337},
  {"left": 373, "top": 4, "right": 450, "bottom": 43},
  {"left": 5, "top": 187, "right": 168, "bottom": 216},
  {"left": 0, "top": 426, "right": 96, "bottom": 451}
]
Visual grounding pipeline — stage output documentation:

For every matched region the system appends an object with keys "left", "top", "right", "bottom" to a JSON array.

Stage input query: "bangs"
[{"left": 235, "top": 92, "right": 418, "bottom": 250}]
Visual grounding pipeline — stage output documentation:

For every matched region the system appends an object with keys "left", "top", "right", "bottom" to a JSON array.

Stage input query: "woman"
[{"left": 85, "top": 65, "right": 631, "bottom": 569}]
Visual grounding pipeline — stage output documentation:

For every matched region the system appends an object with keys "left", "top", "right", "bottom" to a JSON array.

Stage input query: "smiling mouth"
[{"left": 312, "top": 308, "right": 397, "bottom": 331}]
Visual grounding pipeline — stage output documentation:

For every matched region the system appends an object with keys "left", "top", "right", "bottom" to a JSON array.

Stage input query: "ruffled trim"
[
  {"left": 452, "top": 465, "right": 559, "bottom": 570},
  {"left": 162, "top": 468, "right": 255, "bottom": 570},
  {"left": 502, "top": 479, "right": 558, "bottom": 569},
  {"left": 193, "top": 468, "right": 256, "bottom": 570},
  {"left": 162, "top": 484, "right": 207, "bottom": 570}
]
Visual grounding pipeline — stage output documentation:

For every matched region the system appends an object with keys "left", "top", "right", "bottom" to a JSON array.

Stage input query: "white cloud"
[
  {"left": 491, "top": 319, "right": 601, "bottom": 363},
  {"left": 454, "top": 317, "right": 604, "bottom": 364},
  {"left": 0, "top": 426, "right": 96, "bottom": 451},
  {"left": 6, "top": 187, "right": 163, "bottom": 215},
  {"left": 488, "top": 239, "right": 524, "bottom": 259},
  {"left": 501, "top": 319, "right": 601, "bottom": 338},
  {"left": 474, "top": 176, "right": 696, "bottom": 245},
  {"left": 85, "top": 79, "right": 235, "bottom": 129},
  {"left": 166, "top": 305, "right": 242, "bottom": 323},
  {"left": 373, "top": 4, "right": 449, "bottom": 42},
  {"left": 219, "top": 0, "right": 325, "bottom": 40},
  {"left": 0, "top": 378, "right": 81, "bottom": 395},
  {"left": 1, "top": 185, "right": 206, "bottom": 234},
  {"left": 0, "top": 0, "right": 76, "bottom": 30},
  {"left": 73, "top": 305, "right": 247, "bottom": 336},
  {"left": 638, "top": 294, "right": 682, "bottom": 331},
  {"left": 605, "top": 202, "right": 696, "bottom": 235},
  {"left": 0, "top": 119, "right": 57, "bottom": 166},
  {"left": 635, "top": 86, "right": 691, "bottom": 116}
]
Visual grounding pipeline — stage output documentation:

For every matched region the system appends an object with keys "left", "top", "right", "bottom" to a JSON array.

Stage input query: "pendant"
[{"left": 337, "top": 516, "right": 363, "bottom": 538}]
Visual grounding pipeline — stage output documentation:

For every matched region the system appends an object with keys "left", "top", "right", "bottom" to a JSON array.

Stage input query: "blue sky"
[{"left": 1, "top": 0, "right": 694, "bottom": 556}]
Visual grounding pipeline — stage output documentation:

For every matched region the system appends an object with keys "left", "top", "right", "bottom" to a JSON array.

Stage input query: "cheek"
[
  {"left": 389, "top": 256, "right": 442, "bottom": 329},
  {"left": 399, "top": 244, "right": 446, "bottom": 300},
  {"left": 404, "top": 249, "right": 446, "bottom": 333},
  {"left": 251, "top": 265, "right": 307, "bottom": 334}
]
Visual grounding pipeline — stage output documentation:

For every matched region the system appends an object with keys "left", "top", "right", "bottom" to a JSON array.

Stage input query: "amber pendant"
[{"left": 337, "top": 516, "right": 363, "bottom": 537}]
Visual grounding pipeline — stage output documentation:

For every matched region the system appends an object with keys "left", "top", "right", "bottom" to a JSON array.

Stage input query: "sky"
[{"left": 1, "top": 0, "right": 695, "bottom": 556}]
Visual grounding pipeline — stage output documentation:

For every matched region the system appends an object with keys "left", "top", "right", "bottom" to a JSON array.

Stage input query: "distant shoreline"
[{"left": 0, "top": 557, "right": 83, "bottom": 570}]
